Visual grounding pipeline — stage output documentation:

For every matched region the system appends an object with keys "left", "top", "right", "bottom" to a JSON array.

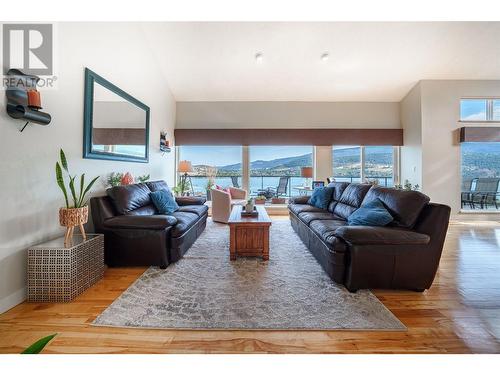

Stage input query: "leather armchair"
[{"left": 211, "top": 187, "right": 247, "bottom": 223}]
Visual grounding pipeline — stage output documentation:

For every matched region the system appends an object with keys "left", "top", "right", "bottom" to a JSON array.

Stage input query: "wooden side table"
[
  {"left": 27, "top": 234, "right": 104, "bottom": 302},
  {"left": 228, "top": 205, "right": 272, "bottom": 260}
]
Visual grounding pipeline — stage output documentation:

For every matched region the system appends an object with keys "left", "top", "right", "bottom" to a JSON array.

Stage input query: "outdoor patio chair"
[
  {"left": 471, "top": 178, "right": 500, "bottom": 209},
  {"left": 257, "top": 176, "right": 290, "bottom": 199}
]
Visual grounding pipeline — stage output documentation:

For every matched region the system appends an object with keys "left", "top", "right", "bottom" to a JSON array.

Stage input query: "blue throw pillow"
[
  {"left": 347, "top": 198, "right": 393, "bottom": 226},
  {"left": 150, "top": 189, "right": 179, "bottom": 214},
  {"left": 307, "top": 186, "right": 334, "bottom": 210}
]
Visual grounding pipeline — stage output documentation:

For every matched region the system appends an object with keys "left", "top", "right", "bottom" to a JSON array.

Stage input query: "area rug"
[{"left": 93, "top": 219, "right": 405, "bottom": 330}]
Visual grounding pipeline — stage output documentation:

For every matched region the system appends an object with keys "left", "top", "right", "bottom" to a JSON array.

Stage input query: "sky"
[{"left": 179, "top": 145, "right": 313, "bottom": 166}]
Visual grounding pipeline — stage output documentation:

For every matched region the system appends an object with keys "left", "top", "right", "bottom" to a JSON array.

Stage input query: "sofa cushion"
[
  {"left": 289, "top": 204, "right": 325, "bottom": 216},
  {"left": 347, "top": 198, "right": 393, "bottom": 226},
  {"left": 309, "top": 219, "right": 349, "bottom": 249},
  {"left": 298, "top": 211, "right": 344, "bottom": 225},
  {"left": 308, "top": 186, "right": 335, "bottom": 209},
  {"left": 333, "top": 183, "right": 373, "bottom": 219},
  {"left": 326, "top": 182, "right": 350, "bottom": 213},
  {"left": 169, "top": 211, "right": 199, "bottom": 237},
  {"left": 107, "top": 183, "right": 152, "bottom": 215},
  {"left": 334, "top": 226, "right": 430, "bottom": 245},
  {"left": 177, "top": 204, "right": 209, "bottom": 217},
  {"left": 362, "top": 186, "right": 431, "bottom": 228},
  {"left": 146, "top": 180, "right": 170, "bottom": 192},
  {"left": 150, "top": 189, "right": 179, "bottom": 214}
]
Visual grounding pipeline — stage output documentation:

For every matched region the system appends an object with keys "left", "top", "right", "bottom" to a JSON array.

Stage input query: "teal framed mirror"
[{"left": 83, "top": 68, "right": 150, "bottom": 163}]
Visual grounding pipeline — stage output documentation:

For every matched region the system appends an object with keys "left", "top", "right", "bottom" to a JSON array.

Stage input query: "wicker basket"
[
  {"left": 59, "top": 206, "right": 89, "bottom": 245},
  {"left": 59, "top": 206, "right": 89, "bottom": 227}
]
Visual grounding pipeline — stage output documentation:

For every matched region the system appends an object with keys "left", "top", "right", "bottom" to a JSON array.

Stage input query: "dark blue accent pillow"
[
  {"left": 347, "top": 198, "right": 393, "bottom": 226},
  {"left": 150, "top": 189, "right": 179, "bottom": 214},
  {"left": 307, "top": 186, "right": 334, "bottom": 210}
]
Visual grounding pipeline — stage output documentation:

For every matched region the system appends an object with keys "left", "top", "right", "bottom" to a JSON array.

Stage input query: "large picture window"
[
  {"left": 332, "top": 146, "right": 361, "bottom": 183},
  {"left": 249, "top": 146, "right": 313, "bottom": 197},
  {"left": 332, "top": 146, "right": 396, "bottom": 186},
  {"left": 177, "top": 146, "right": 242, "bottom": 195},
  {"left": 460, "top": 142, "right": 500, "bottom": 211}
]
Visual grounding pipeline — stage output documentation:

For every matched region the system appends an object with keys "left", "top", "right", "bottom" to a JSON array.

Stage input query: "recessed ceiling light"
[
  {"left": 255, "top": 53, "right": 263, "bottom": 62},
  {"left": 321, "top": 52, "right": 329, "bottom": 61}
]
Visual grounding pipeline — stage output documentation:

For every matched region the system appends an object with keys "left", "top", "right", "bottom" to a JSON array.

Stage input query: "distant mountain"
[{"left": 217, "top": 153, "right": 313, "bottom": 171}]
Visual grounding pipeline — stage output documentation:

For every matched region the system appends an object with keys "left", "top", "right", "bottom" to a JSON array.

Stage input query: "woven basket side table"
[{"left": 27, "top": 234, "right": 104, "bottom": 303}]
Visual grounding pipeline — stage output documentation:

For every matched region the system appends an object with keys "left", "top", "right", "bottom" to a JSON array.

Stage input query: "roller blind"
[{"left": 174, "top": 128, "right": 403, "bottom": 146}]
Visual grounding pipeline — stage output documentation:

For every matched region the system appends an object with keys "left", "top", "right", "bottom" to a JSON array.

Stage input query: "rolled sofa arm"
[
  {"left": 103, "top": 215, "right": 178, "bottom": 230},
  {"left": 289, "top": 196, "right": 311, "bottom": 204},
  {"left": 175, "top": 196, "right": 207, "bottom": 206}
]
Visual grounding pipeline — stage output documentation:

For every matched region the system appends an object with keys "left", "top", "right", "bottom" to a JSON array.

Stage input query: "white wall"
[
  {"left": 176, "top": 101, "right": 401, "bottom": 129},
  {"left": 400, "top": 82, "right": 423, "bottom": 187},
  {"left": 419, "top": 80, "right": 500, "bottom": 218},
  {"left": 0, "top": 23, "right": 177, "bottom": 313}
]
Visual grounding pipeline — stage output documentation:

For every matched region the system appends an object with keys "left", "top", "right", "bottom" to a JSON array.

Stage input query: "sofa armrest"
[
  {"left": 103, "top": 215, "right": 178, "bottom": 230},
  {"left": 175, "top": 196, "right": 207, "bottom": 206},
  {"left": 289, "top": 196, "right": 311, "bottom": 204},
  {"left": 229, "top": 187, "right": 247, "bottom": 200},
  {"left": 334, "top": 226, "right": 430, "bottom": 245}
]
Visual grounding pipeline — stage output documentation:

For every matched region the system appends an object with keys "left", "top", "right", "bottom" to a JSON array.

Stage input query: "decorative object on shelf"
[
  {"left": 394, "top": 179, "right": 420, "bottom": 191},
  {"left": 120, "top": 172, "right": 134, "bottom": 185},
  {"left": 301, "top": 166, "right": 313, "bottom": 188},
  {"left": 312, "top": 180, "right": 325, "bottom": 189},
  {"left": 178, "top": 160, "right": 194, "bottom": 196},
  {"left": 5, "top": 69, "right": 51, "bottom": 132},
  {"left": 27, "top": 234, "right": 104, "bottom": 302},
  {"left": 55, "top": 149, "right": 99, "bottom": 246},
  {"left": 245, "top": 198, "right": 255, "bottom": 213},
  {"left": 160, "top": 130, "right": 171, "bottom": 153},
  {"left": 255, "top": 195, "right": 267, "bottom": 205},
  {"left": 137, "top": 174, "right": 150, "bottom": 183},
  {"left": 105, "top": 172, "right": 150, "bottom": 187}
]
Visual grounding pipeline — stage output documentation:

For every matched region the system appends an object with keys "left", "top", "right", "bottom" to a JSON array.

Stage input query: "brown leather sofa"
[
  {"left": 289, "top": 182, "right": 450, "bottom": 292},
  {"left": 90, "top": 180, "right": 207, "bottom": 268}
]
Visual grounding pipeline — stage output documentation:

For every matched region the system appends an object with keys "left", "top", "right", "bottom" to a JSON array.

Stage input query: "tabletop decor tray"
[{"left": 241, "top": 207, "right": 259, "bottom": 217}]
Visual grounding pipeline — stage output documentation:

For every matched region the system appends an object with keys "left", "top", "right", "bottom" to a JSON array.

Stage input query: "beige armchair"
[{"left": 211, "top": 187, "right": 247, "bottom": 223}]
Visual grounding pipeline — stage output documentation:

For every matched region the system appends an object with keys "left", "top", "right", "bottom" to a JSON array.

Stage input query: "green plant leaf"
[
  {"left": 69, "top": 176, "right": 78, "bottom": 208},
  {"left": 56, "top": 162, "right": 69, "bottom": 208},
  {"left": 78, "top": 174, "right": 85, "bottom": 207},
  {"left": 21, "top": 334, "right": 57, "bottom": 354},
  {"left": 59, "top": 149, "right": 68, "bottom": 173},
  {"left": 79, "top": 176, "right": 99, "bottom": 207}
]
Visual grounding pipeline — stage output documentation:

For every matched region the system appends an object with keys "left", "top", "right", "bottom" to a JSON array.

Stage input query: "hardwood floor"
[{"left": 1, "top": 219, "right": 500, "bottom": 353}]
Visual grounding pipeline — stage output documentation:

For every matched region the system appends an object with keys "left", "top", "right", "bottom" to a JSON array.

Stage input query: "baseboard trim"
[{"left": 0, "top": 287, "right": 26, "bottom": 314}]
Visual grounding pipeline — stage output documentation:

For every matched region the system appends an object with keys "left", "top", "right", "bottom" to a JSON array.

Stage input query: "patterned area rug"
[{"left": 93, "top": 219, "right": 405, "bottom": 330}]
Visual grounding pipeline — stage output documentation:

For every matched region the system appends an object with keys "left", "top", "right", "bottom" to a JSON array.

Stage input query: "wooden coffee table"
[{"left": 228, "top": 205, "right": 272, "bottom": 261}]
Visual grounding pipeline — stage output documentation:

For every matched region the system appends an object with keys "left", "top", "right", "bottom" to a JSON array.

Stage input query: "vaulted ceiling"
[{"left": 146, "top": 22, "right": 500, "bottom": 101}]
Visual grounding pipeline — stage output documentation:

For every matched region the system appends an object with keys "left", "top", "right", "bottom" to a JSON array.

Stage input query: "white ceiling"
[{"left": 149, "top": 22, "right": 500, "bottom": 102}]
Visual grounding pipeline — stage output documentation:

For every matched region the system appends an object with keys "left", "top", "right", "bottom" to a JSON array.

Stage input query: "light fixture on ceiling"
[
  {"left": 255, "top": 52, "right": 263, "bottom": 62},
  {"left": 321, "top": 52, "right": 329, "bottom": 61}
]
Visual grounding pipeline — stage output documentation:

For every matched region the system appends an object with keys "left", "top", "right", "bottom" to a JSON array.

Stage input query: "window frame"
[
  {"left": 331, "top": 145, "right": 399, "bottom": 187},
  {"left": 460, "top": 98, "right": 500, "bottom": 123}
]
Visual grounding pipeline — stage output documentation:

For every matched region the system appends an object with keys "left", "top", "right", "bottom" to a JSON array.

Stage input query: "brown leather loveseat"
[
  {"left": 288, "top": 182, "right": 450, "bottom": 292},
  {"left": 90, "top": 180, "right": 207, "bottom": 268}
]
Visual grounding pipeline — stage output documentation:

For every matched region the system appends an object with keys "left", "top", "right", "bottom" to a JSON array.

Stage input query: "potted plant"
[
  {"left": 255, "top": 195, "right": 267, "bottom": 205},
  {"left": 56, "top": 149, "right": 99, "bottom": 245}
]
